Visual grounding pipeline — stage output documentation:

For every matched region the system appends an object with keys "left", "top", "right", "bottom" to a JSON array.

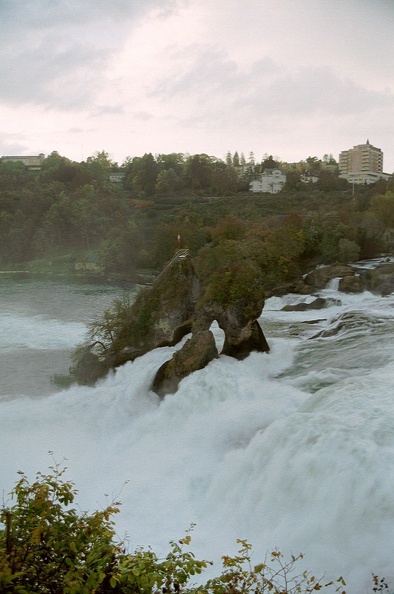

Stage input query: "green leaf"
[{"left": 110, "top": 576, "right": 117, "bottom": 588}]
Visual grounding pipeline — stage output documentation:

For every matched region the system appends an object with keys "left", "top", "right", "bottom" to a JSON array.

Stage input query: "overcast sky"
[{"left": 1, "top": 0, "right": 393, "bottom": 171}]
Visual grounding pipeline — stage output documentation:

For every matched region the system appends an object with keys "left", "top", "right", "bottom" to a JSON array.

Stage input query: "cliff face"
[
  {"left": 75, "top": 249, "right": 270, "bottom": 395},
  {"left": 110, "top": 250, "right": 200, "bottom": 362}
]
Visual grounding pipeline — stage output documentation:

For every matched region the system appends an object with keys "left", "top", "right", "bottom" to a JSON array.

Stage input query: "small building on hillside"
[
  {"left": 109, "top": 171, "right": 125, "bottom": 183},
  {"left": 300, "top": 172, "right": 319, "bottom": 184},
  {"left": 250, "top": 168, "right": 286, "bottom": 193},
  {"left": 1, "top": 153, "right": 45, "bottom": 171}
]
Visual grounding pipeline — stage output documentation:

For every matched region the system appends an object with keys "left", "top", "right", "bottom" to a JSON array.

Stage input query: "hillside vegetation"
[{"left": 1, "top": 150, "right": 393, "bottom": 289}]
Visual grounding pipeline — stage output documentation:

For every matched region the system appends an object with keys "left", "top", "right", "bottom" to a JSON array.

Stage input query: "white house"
[{"left": 249, "top": 168, "right": 286, "bottom": 193}]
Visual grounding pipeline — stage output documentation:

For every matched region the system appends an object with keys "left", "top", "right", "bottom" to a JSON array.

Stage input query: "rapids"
[{"left": 1, "top": 276, "right": 394, "bottom": 592}]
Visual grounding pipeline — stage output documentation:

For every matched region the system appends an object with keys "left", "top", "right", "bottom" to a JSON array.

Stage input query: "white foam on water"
[
  {"left": 0, "top": 311, "right": 87, "bottom": 351},
  {"left": 1, "top": 282, "right": 394, "bottom": 592}
]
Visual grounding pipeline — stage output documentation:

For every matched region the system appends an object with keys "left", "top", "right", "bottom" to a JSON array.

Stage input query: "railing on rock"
[{"left": 152, "top": 249, "right": 190, "bottom": 286}]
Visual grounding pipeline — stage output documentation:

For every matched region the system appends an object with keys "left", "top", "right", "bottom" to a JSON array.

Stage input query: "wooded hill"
[{"left": 0, "top": 150, "right": 393, "bottom": 290}]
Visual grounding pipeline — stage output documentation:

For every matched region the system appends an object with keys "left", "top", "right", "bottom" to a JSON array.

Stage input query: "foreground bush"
[{"left": 1, "top": 464, "right": 352, "bottom": 593}]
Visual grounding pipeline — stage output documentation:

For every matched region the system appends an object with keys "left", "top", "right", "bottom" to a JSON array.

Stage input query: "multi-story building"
[
  {"left": 1, "top": 153, "right": 45, "bottom": 171},
  {"left": 339, "top": 140, "right": 390, "bottom": 184}
]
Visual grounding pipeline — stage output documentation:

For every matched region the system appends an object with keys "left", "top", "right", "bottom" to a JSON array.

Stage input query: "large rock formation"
[
  {"left": 75, "top": 249, "right": 270, "bottom": 395},
  {"left": 109, "top": 249, "right": 200, "bottom": 364}
]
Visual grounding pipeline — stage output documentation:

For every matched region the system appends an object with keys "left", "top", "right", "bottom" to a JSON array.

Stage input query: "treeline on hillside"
[{"left": 0, "top": 150, "right": 393, "bottom": 283}]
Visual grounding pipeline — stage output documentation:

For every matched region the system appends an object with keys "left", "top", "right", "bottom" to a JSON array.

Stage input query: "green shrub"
[
  {"left": 0, "top": 462, "right": 121, "bottom": 593},
  {"left": 201, "top": 261, "right": 265, "bottom": 311},
  {"left": 0, "top": 465, "right": 357, "bottom": 594}
]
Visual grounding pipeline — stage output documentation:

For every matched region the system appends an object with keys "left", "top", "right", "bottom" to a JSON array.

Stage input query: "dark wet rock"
[
  {"left": 266, "top": 279, "right": 310, "bottom": 296},
  {"left": 310, "top": 311, "right": 383, "bottom": 339},
  {"left": 303, "top": 265, "right": 355, "bottom": 291},
  {"left": 152, "top": 330, "right": 219, "bottom": 397},
  {"left": 361, "top": 263, "right": 394, "bottom": 295},
  {"left": 338, "top": 274, "right": 365, "bottom": 293},
  {"left": 111, "top": 252, "right": 199, "bottom": 358},
  {"left": 221, "top": 319, "right": 270, "bottom": 359},
  {"left": 302, "top": 262, "right": 394, "bottom": 294},
  {"left": 193, "top": 295, "right": 269, "bottom": 360},
  {"left": 281, "top": 297, "right": 341, "bottom": 311},
  {"left": 380, "top": 277, "right": 394, "bottom": 296},
  {"left": 73, "top": 349, "right": 108, "bottom": 385}
]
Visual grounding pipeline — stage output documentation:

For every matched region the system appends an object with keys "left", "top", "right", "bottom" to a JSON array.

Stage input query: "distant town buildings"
[
  {"left": 300, "top": 172, "right": 319, "bottom": 184},
  {"left": 249, "top": 168, "right": 286, "bottom": 193},
  {"left": 1, "top": 143, "right": 392, "bottom": 191},
  {"left": 339, "top": 140, "right": 390, "bottom": 184},
  {"left": 109, "top": 171, "right": 125, "bottom": 183},
  {"left": 1, "top": 153, "right": 45, "bottom": 171}
]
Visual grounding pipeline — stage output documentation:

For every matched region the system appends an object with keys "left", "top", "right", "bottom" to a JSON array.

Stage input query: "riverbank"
[
  {"left": 0, "top": 270, "right": 30, "bottom": 275},
  {"left": 0, "top": 255, "right": 157, "bottom": 286}
]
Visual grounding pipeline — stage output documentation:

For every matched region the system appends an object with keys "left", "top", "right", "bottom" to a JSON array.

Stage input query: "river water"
[{"left": 1, "top": 274, "right": 394, "bottom": 592}]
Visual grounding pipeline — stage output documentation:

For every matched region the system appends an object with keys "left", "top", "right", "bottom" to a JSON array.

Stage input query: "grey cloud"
[
  {"left": 0, "top": 133, "right": 29, "bottom": 156},
  {"left": 0, "top": 0, "right": 183, "bottom": 109},
  {"left": 250, "top": 59, "right": 282, "bottom": 77},
  {"left": 90, "top": 105, "right": 125, "bottom": 117},
  {"left": 150, "top": 45, "right": 239, "bottom": 97},
  {"left": 132, "top": 111, "right": 154, "bottom": 121},
  {"left": 237, "top": 67, "right": 394, "bottom": 118},
  {"left": 0, "top": 0, "right": 180, "bottom": 31},
  {"left": 152, "top": 45, "right": 393, "bottom": 127},
  {"left": 0, "top": 39, "right": 107, "bottom": 108}
]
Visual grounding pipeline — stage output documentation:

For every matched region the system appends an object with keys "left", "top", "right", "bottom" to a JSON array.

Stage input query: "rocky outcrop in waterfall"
[
  {"left": 363, "top": 261, "right": 394, "bottom": 295},
  {"left": 303, "top": 260, "right": 394, "bottom": 295},
  {"left": 73, "top": 250, "right": 394, "bottom": 394},
  {"left": 152, "top": 330, "right": 219, "bottom": 397},
  {"left": 74, "top": 249, "right": 269, "bottom": 395},
  {"left": 281, "top": 296, "right": 341, "bottom": 311},
  {"left": 303, "top": 264, "right": 357, "bottom": 291}
]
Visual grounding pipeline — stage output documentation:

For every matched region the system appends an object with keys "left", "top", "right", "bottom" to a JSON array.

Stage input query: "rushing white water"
[{"left": 1, "top": 276, "right": 394, "bottom": 592}]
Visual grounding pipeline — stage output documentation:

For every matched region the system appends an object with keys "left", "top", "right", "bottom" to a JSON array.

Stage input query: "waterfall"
[
  {"left": 2, "top": 279, "right": 394, "bottom": 593},
  {"left": 326, "top": 276, "right": 340, "bottom": 290}
]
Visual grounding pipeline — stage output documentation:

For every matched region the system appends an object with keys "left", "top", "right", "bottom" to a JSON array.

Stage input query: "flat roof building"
[
  {"left": 339, "top": 141, "right": 390, "bottom": 184},
  {"left": 1, "top": 153, "right": 45, "bottom": 171}
]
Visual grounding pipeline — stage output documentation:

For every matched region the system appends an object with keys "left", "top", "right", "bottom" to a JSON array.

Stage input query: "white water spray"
[{"left": 1, "top": 281, "right": 394, "bottom": 592}]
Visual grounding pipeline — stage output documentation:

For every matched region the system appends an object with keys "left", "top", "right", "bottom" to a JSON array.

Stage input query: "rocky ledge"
[{"left": 298, "top": 260, "right": 394, "bottom": 295}]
